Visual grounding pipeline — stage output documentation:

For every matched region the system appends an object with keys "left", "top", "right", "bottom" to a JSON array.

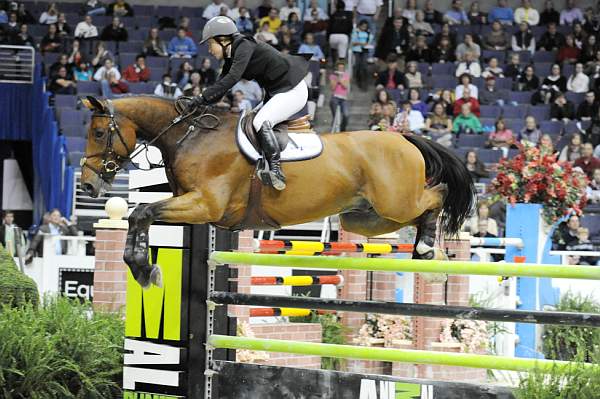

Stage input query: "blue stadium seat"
[
  {"left": 146, "top": 56, "right": 169, "bottom": 69},
  {"left": 509, "top": 91, "right": 533, "bottom": 104},
  {"left": 66, "top": 137, "right": 87, "bottom": 152},
  {"left": 54, "top": 94, "right": 78, "bottom": 108},
  {"left": 59, "top": 109, "right": 85, "bottom": 126},
  {"left": 581, "top": 215, "right": 600, "bottom": 239},
  {"left": 566, "top": 92, "right": 584, "bottom": 106},
  {"left": 76, "top": 81, "right": 101, "bottom": 95},
  {"left": 457, "top": 134, "right": 487, "bottom": 148},
  {"left": 156, "top": 6, "right": 180, "bottom": 17},
  {"left": 477, "top": 149, "right": 503, "bottom": 164},
  {"left": 532, "top": 51, "right": 557, "bottom": 63},
  {"left": 132, "top": 5, "right": 155, "bottom": 16},
  {"left": 480, "top": 105, "right": 501, "bottom": 118},
  {"left": 180, "top": 6, "right": 205, "bottom": 18},
  {"left": 539, "top": 120, "right": 564, "bottom": 135},
  {"left": 528, "top": 105, "right": 550, "bottom": 120},
  {"left": 430, "top": 76, "right": 456, "bottom": 90},
  {"left": 119, "top": 41, "right": 143, "bottom": 54},
  {"left": 129, "top": 82, "right": 156, "bottom": 94},
  {"left": 431, "top": 63, "right": 453, "bottom": 76},
  {"left": 512, "top": 51, "right": 532, "bottom": 64},
  {"left": 61, "top": 125, "right": 86, "bottom": 137},
  {"left": 502, "top": 106, "right": 527, "bottom": 119},
  {"left": 482, "top": 50, "right": 505, "bottom": 63}
]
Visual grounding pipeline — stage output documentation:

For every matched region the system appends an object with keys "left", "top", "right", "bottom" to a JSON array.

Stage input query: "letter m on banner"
[{"left": 125, "top": 248, "right": 184, "bottom": 341}]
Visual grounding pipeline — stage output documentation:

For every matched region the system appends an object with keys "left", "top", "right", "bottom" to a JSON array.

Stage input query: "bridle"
[{"left": 80, "top": 98, "right": 220, "bottom": 183}]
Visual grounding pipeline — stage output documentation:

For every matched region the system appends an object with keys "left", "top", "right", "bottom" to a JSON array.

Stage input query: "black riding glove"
[{"left": 182, "top": 95, "right": 208, "bottom": 115}]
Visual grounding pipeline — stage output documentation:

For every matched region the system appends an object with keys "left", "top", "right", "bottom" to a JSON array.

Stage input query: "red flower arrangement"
[{"left": 489, "top": 144, "right": 589, "bottom": 224}]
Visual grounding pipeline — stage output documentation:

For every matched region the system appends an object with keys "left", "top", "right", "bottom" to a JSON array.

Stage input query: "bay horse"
[{"left": 80, "top": 96, "right": 475, "bottom": 288}]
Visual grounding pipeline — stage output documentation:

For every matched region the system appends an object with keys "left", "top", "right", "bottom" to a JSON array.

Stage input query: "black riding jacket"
[{"left": 202, "top": 34, "right": 309, "bottom": 103}]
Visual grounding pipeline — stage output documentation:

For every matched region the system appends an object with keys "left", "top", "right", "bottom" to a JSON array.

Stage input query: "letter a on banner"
[{"left": 359, "top": 379, "right": 377, "bottom": 399}]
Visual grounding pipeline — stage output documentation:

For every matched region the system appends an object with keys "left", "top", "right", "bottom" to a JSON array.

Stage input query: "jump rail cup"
[
  {"left": 210, "top": 252, "right": 600, "bottom": 280},
  {"left": 208, "top": 335, "right": 599, "bottom": 373}
]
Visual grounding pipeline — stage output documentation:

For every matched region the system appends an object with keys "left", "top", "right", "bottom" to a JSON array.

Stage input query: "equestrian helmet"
[{"left": 200, "top": 16, "right": 239, "bottom": 43}]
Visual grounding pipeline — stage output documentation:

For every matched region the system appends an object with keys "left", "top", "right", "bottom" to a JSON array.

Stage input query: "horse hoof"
[
  {"left": 136, "top": 274, "right": 152, "bottom": 290},
  {"left": 433, "top": 248, "right": 449, "bottom": 261},
  {"left": 150, "top": 265, "right": 163, "bottom": 288}
]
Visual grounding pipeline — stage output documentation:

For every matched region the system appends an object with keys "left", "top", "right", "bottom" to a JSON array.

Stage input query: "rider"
[{"left": 188, "top": 16, "right": 310, "bottom": 190}]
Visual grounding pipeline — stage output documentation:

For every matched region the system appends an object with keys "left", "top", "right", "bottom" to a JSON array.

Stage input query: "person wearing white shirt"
[
  {"left": 567, "top": 62, "right": 590, "bottom": 93},
  {"left": 39, "top": 3, "right": 58, "bottom": 25},
  {"left": 393, "top": 101, "right": 425, "bottom": 133},
  {"left": 514, "top": 0, "right": 539, "bottom": 25},
  {"left": 74, "top": 15, "right": 98, "bottom": 38},
  {"left": 203, "top": 0, "right": 229, "bottom": 20},
  {"left": 154, "top": 74, "right": 183, "bottom": 98},
  {"left": 280, "top": 0, "right": 301, "bottom": 22},
  {"left": 455, "top": 51, "right": 482, "bottom": 78},
  {"left": 511, "top": 21, "right": 536, "bottom": 54},
  {"left": 354, "top": 0, "right": 381, "bottom": 39},
  {"left": 93, "top": 59, "right": 120, "bottom": 81},
  {"left": 304, "top": 0, "right": 329, "bottom": 21},
  {"left": 455, "top": 73, "right": 479, "bottom": 99}
]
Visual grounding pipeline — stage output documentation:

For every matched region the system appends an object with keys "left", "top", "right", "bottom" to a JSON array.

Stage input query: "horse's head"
[{"left": 80, "top": 96, "right": 137, "bottom": 198}]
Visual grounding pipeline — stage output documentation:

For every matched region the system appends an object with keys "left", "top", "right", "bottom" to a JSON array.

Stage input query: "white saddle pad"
[{"left": 236, "top": 111, "right": 324, "bottom": 162}]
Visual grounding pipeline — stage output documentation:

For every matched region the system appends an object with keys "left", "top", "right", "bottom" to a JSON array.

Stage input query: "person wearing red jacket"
[
  {"left": 453, "top": 87, "right": 481, "bottom": 117},
  {"left": 122, "top": 54, "right": 151, "bottom": 82},
  {"left": 574, "top": 143, "right": 600, "bottom": 178}
]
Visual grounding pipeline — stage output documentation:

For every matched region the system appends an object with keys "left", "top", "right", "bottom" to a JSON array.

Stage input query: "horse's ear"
[{"left": 81, "top": 96, "right": 105, "bottom": 112}]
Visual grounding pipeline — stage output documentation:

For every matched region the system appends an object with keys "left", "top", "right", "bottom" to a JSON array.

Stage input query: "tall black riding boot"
[{"left": 257, "top": 121, "right": 286, "bottom": 190}]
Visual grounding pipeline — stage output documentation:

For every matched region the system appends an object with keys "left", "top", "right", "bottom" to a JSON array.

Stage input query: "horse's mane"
[{"left": 116, "top": 95, "right": 236, "bottom": 118}]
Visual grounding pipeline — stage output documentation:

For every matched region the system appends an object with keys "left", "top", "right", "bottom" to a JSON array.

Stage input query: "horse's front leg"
[{"left": 125, "top": 191, "right": 225, "bottom": 288}]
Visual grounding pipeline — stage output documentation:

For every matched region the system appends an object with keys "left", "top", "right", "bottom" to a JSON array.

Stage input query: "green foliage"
[
  {"left": 0, "top": 296, "right": 124, "bottom": 399},
  {"left": 0, "top": 244, "right": 38, "bottom": 307},
  {"left": 515, "top": 361, "right": 600, "bottom": 399},
  {"left": 469, "top": 292, "right": 510, "bottom": 355},
  {"left": 542, "top": 293, "right": 600, "bottom": 361},
  {"left": 290, "top": 311, "right": 350, "bottom": 370}
]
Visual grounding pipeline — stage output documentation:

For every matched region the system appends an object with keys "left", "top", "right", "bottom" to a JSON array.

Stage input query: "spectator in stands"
[
  {"left": 469, "top": 202, "right": 499, "bottom": 235},
  {"left": 567, "top": 62, "right": 590, "bottom": 92},
  {"left": 0, "top": 210, "right": 27, "bottom": 257},
  {"left": 404, "top": 61, "right": 423, "bottom": 89},
  {"left": 260, "top": 8, "right": 281, "bottom": 33},
  {"left": 4, "top": 12, "right": 19, "bottom": 37},
  {"left": 41, "top": 24, "right": 62, "bottom": 53},
  {"left": 255, "top": 21, "right": 279, "bottom": 46},
  {"left": 406, "top": 35, "right": 431, "bottom": 63},
  {"left": 143, "top": 27, "right": 167, "bottom": 57},
  {"left": 540, "top": 0, "right": 560, "bottom": 26},
  {"left": 539, "top": 133, "right": 557, "bottom": 154},
  {"left": 16, "top": 4, "right": 35, "bottom": 24},
  {"left": 234, "top": 7, "right": 253, "bottom": 34},
  {"left": 575, "top": 142, "right": 600, "bottom": 178},
  {"left": 328, "top": 1, "right": 352, "bottom": 61},
  {"left": 518, "top": 65, "right": 540, "bottom": 91},
  {"left": 329, "top": 60, "right": 350, "bottom": 131},
  {"left": 73, "top": 61, "right": 93, "bottom": 81},
  {"left": 579, "top": 35, "right": 597, "bottom": 64},
  {"left": 408, "top": 88, "right": 427, "bottom": 117},
  {"left": 583, "top": 7, "right": 600, "bottom": 36},
  {"left": 106, "top": 0, "right": 133, "bottom": 17},
  {"left": 568, "top": 227, "right": 598, "bottom": 265},
  {"left": 456, "top": 73, "right": 478, "bottom": 99},
  {"left": 198, "top": 58, "right": 216, "bottom": 85},
  {"left": 81, "top": 0, "right": 106, "bottom": 16},
  {"left": 203, "top": 0, "right": 228, "bottom": 19},
  {"left": 374, "top": 17, "right": 408, "bottom": 61},
  {"left": 55, "top": 13, "right": 71, "bottom": 38},
  {"left": 374, "top": 89, "right": 392, "bottom": 106},
  {"left": 227, "top": 0, "right": 245, "bottom": 20},
  {"left": 101, "top": 16, "right": 127, "bottom": 41},
  {"left": 467, "top": 1, "right": 487, "bottom": 26},
  {"left": 484, "top": 21, "right": 510, "bottom": 51},
  {"left": 551, "top": 214, "right": 580, "bottom": 250},
  {"left": 577, "top": 90, "right": 598, "bottom": 120},
  {"left": 551, "top": 92, "right": 576, "bottom": 121},
  {"left": 423, "top": 0, "right": 443, "bottom": 25},
  {"left": 392, "top": 100, "right": 425, "bottom": 134},
  {"left": 464, "top": 151, "right": 489, "bottom": 182},
  {"left": 433, "top": 22, "right": 457, "bottom": 49},
  {"left": 352, "top": 20, "right": 373, "bottom": 89},
  {"left": 425, "top": 102, "right": 453, "bottom": 147},
  {"left": 154, "top": 74, "right": 182, "bottom": 98},
  {"left": 26, "top": 209, "right": 79, "bottom": 259},
  {"left": 559, "top": 132, "right": 583, "bottom": 161},
  {"left": 413, "top": 10, "right": 434, "bottom": 36},
  {"left": 544, "top": 63, "right": 568, "bottom": 92},
  {"left": 455, "top": 51, "right": 481, "bottom": 78},
  {"left": 480, "top": 75, "right": 506, "bottom": 106},
  {"left": 353, "top": 0, "right": 380, "bottom": 45},
  {"left": 298, "top": 32, "right": 325, "bottom": 61},
  {"left": 368, "top": 102, "right": 384, "bottom": 129},
  {"left": 444, "top": 0, "right": 468, "bottom": 25},
  {"left": 280, "top": 0, "right": 300, "bottom": 22},
  {"left": 286, "top": 12, "right": 303, "bottom": 42},
  {"left": 558, "top": 34, "right": 581, "bottom": 64},
  {"left": 402, "top": 0, "right": 418, "bottom": 24},
  {"left": 453, "top": 103, "right": 483, "bottom": 135},
  {"left": 586, "top": 168, "right": 600, "bottom": 203},
  {"left": 232, "top": 90, "right": 253, "bottom": 113},
  {"left": 49, "top": 53, "right": 73, "bottom": 78},
  {"left": 10, "top": 23, "right": 34, "bottom": 46},
  {"left": 539, "top": 22, "right": 566, "bottom": 50},
  {"left": 122, "top": 54, "right": 150, "bottom": 83},
  {"left": 95, "top": 58, "right": 129, "bottom": 97},
  {"left": 488, "top": 0, "right": 513, "bottom": 25},
  {"left": 488, "top": 118, "right": 514, "bottom": 156},
  {"left": 174, "top": 61, "right": 194, "bottom": 87},
  {"left": 572, "top": 22, "right": 587, "bottom": 48},
  {"left": 39, "top": 3, "right": 58, "bottom": 25},
  {"left": 93, "top": 57, "right": 119, "bottom": 81},
  {"left": 48, "top": 65, "right": 77, "bottom": 94},
  {"left": 482, "top": 57, "right": 505, "bottom": 79},
  {"left": 455, "top": 33, "right": 481, "bottom": 62},
  {"left": 514, "top": 0, "right": 540, "bottom": 26},
  {"left": 168, "top": 28, "right": 197, "bottom": 58},
  {"left": 304, "top": 7, "right": 329, "bottom": 40},
  {"left": 304, "top": 0, "right": 328, "bottom": 21},
  {"left": 454, "top": 87, "right": 481, "bottom": 116},
  {"left": 586, "top": 106, "right": 600, "bottom": 147},
  {"left": 74, "top": 15, "right": 99, "bottom": 39},
  {"left": 560, "top": 0, "right": 583, "bottom": 25},
  {"left": 505, "top": 53, "right": 524, "bottom": 82},
  {"left": 255, "top": 0, "right": 273, "bottom": 19},
  {"left": 430, "top": 37, "right": 454, "bottom": 63},
  {"left": 371, "top": 102, "right": 396, "bottom": 131},
  {"left": 91, "top": 41, "right": 113, "bottom": 68},
  {"left": 182, "top": 72, "right": 203, "bottom": 96},
  {"left": 232, "top": 78, "right": 263, "bottom": 105},
  {"left": 512, "top": 22, "right": 536, "bottom": 54},
  {"left": 375, "top": 54, "right": 407, "bottom": 91},
  {"left": 519, "top": 115, "right": 543, "bottom": 144}
]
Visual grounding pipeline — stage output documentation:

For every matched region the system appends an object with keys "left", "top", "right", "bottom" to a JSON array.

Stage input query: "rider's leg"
[{"left": 252, "top": 80, "right": 309, "bottom": 190}]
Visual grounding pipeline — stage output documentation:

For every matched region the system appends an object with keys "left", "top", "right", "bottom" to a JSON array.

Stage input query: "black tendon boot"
[{"left": 257, "top": 120, "right": 286, "bottom": 190}]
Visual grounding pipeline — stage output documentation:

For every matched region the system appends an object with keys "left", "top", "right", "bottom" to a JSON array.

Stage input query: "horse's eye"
[{"left": 94, "top": 129, "right": 105, "bottom": 139}]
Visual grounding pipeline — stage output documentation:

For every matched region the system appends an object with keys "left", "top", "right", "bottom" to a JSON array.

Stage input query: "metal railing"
[{"left": 0, "top": 45, "right": 35, "bottom": 84}]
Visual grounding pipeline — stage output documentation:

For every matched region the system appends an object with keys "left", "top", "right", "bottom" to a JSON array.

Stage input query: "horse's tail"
[{"left": 403, "top": 134, "right": 476, "bottom": 235}]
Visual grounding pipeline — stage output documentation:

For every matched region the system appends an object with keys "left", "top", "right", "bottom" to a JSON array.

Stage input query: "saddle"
[{"left": 240, "top": 109, "right": 313, "bottom": 154}]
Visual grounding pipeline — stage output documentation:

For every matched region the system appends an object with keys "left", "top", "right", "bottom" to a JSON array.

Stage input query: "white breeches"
[
  {"left": 253, "top": 80, "right": 309, "bottom": 132},
  {"left": 329, "top": 34, "right": 349, "bottom": 58}
]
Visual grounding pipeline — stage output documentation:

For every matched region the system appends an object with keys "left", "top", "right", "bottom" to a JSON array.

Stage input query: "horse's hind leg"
[
  {"left": 413, "top": 184, "right": 448, "bottom": 261},
  {"left": 339, "top": 211, "right": 405, "bottom": 237}
]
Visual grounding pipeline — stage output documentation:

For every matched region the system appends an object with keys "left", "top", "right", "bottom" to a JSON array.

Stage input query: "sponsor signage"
[{"left": 59, "top": 268, "right": 94, "bottom": 302}]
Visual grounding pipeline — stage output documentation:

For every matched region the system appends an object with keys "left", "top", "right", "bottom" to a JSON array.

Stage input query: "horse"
[{"left": 80, "top": 95, "right": 475, "bottom": 288}]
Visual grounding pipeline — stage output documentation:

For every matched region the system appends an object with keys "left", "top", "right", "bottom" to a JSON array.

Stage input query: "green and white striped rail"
[{"left": 209, "top": 251, "right": 600, "bottom": 280}]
